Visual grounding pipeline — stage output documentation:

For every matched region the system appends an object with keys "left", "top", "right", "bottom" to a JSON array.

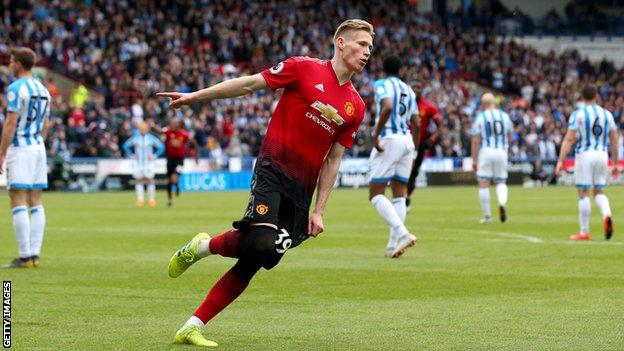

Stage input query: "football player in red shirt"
[
  {"left": 406, "top": 80, "right": 442, "bottom": 209},
  {"left": 157, "top": 19, "right": 374, "bottom": 347},
  {"left": 162, "top": 119, "right": 199, "bottom": 207}
]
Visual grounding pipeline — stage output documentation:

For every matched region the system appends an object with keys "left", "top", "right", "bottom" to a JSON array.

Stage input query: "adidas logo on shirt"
[{"left": 314, "top": 84, "right": 324, "bottom": 92}]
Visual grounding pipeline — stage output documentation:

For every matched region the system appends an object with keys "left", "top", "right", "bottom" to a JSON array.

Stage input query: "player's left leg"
[
  {"left": 476, "top": 151, "right": 494, "bottom": 224},
  {"left": 477, "top": 179, "right": 492, "bottom": 224},
  {"left": 493, "top": 151, "right": 509, "bottom": 223},
  {"left": 27, "top": 190, "right": 45, "bottom": 267},
  {"left": 571, "top": 187, "right": 592, "bottom": 240},
  {"left": 2, "top": 189, "right": 33, "bottom": 268},
  {"left": 146, "top": 178, "right": 157, "bottom": 207},
  {"left": 175, "top": 225, "right": 283, "bottom": 346}
]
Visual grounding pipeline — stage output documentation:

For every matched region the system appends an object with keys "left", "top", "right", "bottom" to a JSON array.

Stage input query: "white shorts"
[
  {"left": 477, "top": 148, "right": 508, "bottom": 182},
  {"left": 133, "top": 162, "right": 155, "bottom": 179},
  {"left": 6, "top": 146, "right": 48, "bottom": 190},
  {"left": 368, "top": 136, "right": 415, "bottom": 184},
  {"left": 575, "top": 151, "right": 608, "bottom": 189}
]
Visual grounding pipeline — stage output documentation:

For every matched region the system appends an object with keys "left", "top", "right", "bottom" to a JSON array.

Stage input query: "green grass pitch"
[{"left": 0, "top": 186, "right": 622, "bottom": 350}]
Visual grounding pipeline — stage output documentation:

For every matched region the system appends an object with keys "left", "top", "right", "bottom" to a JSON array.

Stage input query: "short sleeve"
[
  {"left": 260, "top": 57, "right": 299, "bottom": 90},
  {"left": 470, "top": 114, "right": 482, "bottom": 136},
  {"left": 374, "top": 80, "right": 392, "bottom": 101},
  {"left": 410, "top": 90, "right": 419, "bottom": 117},
  {"left": 6, "top": 83, "right": 21, "bottom": 113},
  {"left": 337, "top": 106, "right": 365, "bottom": 149},
  {"left": 568, "top": 111, "right": 578, "bottom": 131}
]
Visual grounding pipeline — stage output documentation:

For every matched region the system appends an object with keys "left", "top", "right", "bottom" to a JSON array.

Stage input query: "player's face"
[
  {"left": 170, "top": 120, "right": 180, "bottom": 131},
  {"left": 341, "top": 30, "right": 373, "bottom": 73}
]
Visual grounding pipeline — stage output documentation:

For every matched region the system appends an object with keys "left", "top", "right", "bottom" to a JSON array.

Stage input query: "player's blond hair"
[
  {"left": 333, "top": 19, "right": 375, "bottom": 42},
  {"left": 481, "top": 93, "right": 496, "bottom": 108}
]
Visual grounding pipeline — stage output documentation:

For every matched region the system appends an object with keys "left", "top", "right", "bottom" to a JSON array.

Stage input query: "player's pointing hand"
[{"left": 156, "top": 92, "right": 196, "bottom": 109}]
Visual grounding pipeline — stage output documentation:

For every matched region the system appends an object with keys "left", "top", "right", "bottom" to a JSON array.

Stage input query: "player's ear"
[{"left": 335, "top": 36, "right": 345, "bottom": 50}]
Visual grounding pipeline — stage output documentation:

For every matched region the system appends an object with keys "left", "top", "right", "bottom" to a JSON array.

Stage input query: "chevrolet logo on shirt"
[{"left": 311, "top": 101, "right": 345, "bottom": 126}]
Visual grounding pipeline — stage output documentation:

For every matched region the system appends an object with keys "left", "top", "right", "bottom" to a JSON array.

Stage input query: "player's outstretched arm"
[
  {"left": 157, "top": 74, "right": 268, "bottom": 109},
  {"left": 309, "top": 142, "right": 345, "bottom": 237}
]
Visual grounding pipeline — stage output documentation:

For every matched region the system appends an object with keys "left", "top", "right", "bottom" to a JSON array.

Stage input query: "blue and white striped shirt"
[
  {"left": 6, "top": 77, "right": 51, "bottom": 147},
  {"left": 471, "top": 108, "right": 513, "bottom": 150},
  {"left": 568, "top": 104, "right": 616, "bottom": 154},
  {"left": 122, "top": 132, "right": 165, "bottom": 166},
  {"left": 373, "top": 76, "right": 418, "bottom": 137}
]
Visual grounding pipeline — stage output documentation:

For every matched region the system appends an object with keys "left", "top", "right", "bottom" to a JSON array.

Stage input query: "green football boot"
[{"left": 168, "top": 232, "right": 210, "bottom": 278}]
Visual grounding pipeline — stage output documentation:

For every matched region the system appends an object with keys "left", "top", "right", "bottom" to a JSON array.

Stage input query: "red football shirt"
[
  {"left": 163, "top": 127, "right": 190, "bottom": 159},
  {"left": 260, "top": 56, "right": 366, "bottom": 194},
  {"left": 417, "top": 97, "right": 441, "bottom": 143}
]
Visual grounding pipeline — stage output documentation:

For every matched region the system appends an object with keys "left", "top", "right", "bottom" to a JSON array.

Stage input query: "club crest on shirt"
[
  {"left": 311, "top": 101, "right": 344, "bottom": 125},
  {"left": 270, "top": 62, "right": 284, "bottom": 74},
  {"left": 256, "top": 203, "right": 269, "bottom": 215},
  {"left": 344, "top": 102, "right": 355, "bottom": 117}
]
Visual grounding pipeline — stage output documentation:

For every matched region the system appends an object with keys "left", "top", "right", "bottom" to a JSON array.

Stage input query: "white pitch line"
[
  {"left": 462, "top": 229, "right": 544, "bottom": 243},
  {"left": 415, "top": 226, "right": 545, "bottom": 244}
]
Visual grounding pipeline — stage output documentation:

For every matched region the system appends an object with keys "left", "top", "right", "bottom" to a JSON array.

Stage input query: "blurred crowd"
[{"left": 0, "top": 0, "right": 623, "bottom": 168}]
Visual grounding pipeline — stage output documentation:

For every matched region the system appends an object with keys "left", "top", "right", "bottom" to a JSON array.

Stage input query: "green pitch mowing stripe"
[{"left": 0, "top": 187, "right": 622, "bottom": 350}]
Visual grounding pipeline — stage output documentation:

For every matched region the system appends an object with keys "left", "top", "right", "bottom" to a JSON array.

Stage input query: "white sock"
[
  {"left": 371, "top": 195, "right": 409, "bottom": 237},
  {"left": 147, "top": 183, "right": 156, "bottom": 202},
  {"left": 578, "top": 196, "right": 591, "bottom": 234},
  {"left": 182, "top": 315, "right": 205, "bottom": 329},
  {"left": 197, "top": 239, "right": 211, "bottom": 258},
  {"left": 495, "top": 183, "right": 508, "bottom": 207},
  {"left": 594, "top": 194, "right": 612, "bottom": 219},
  {"left": 29, "top": 205, "right": 45, "bottom": 256},
  {"left": 135, "top": 183, "right": 144, "bottom": 201},
  {"left": 388, "top": 197, "right": 407, "bottom": 246},
  {"left": 479, "top": 188, "right": 491, "bottom": 218},
  {"left": 12, "top": 206, "right": 31, "bottom": 258}
]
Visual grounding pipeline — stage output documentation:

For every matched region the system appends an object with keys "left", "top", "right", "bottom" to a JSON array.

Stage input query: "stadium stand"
[{"left": 0, "top": 0, "right": 622, "bottom": 168}]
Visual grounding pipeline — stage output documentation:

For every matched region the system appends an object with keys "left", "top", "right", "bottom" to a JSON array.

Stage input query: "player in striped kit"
[
  {"left": 368, "top": 55, "right": 419, "bottom": 258},
  {"left": 555, "top": 84, "right": 619, "bottom": 241},
  {"left": 0, "top": 47, "right": 51, "bottom": 268},
  {"left": 122, "top": 122, "right": 165, "bottom": 207},
  {"left": 470, "top": 93, "right": 513, "bottom": 224}
]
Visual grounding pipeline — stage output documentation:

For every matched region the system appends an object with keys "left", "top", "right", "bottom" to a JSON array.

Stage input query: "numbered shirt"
[
  {"left": 6, "top": 77, "right": 51, "bottom": 147},
  {"left": 568, "top": 104, "right": 617, "bottom": 153},
  {"left": 471, "top": 108, "right": 513, "bottom": 151},
  {"left": 259, "top": 56, "right": 366, "bottom": 196},
  {"left": 373, "top": 76, "right": 418, "bottom": 138}
]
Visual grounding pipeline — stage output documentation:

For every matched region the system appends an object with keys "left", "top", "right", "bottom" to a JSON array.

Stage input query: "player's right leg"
[
  {"left": 168, "top": 229, "right": 241, "bottom": 278},
  {"left": 27, "top": 190, "right": 45, "bottom": 267},
  {"left": 135, "top": 179, "right": 145, "bottom": 207},
  {"left": 174, "top": 225, "right": 284, "bottom": 346},
  {"left": 493, "top": 151, "right": 509, "bottom": 223}
]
